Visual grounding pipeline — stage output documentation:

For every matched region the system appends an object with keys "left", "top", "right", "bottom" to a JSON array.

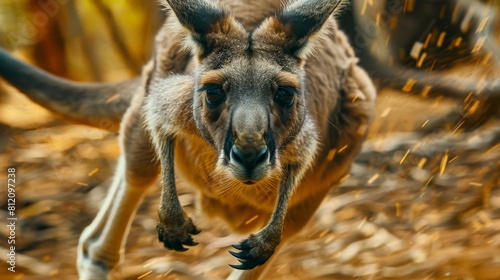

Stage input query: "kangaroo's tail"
[{"left": 0, "top": 48, "right": 140, "bottom": 131}]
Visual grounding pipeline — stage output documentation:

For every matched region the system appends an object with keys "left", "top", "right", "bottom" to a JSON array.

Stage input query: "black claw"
[
  {"left": 232, "top": 240, "right": 251, "bottom": 250},
  {"left": 229, "top": 258, "right": 265, "bottom": 270},
  {"left": 172, "top": 241, "right": 188, "bottom": 252},
  {"left": 240, "top": 258, "right": 266, "bottom": 270},
  {"left": 190, "top": 227, "right": 201, "bottom": 235},
  {"left": 184, "top": 240, "right": 199, "bottom": 246},
  {"left": 229, "top": 250, "right": 253, "bottom": 260},
  {"left": 179, "top": 234, "right": 199, "bottom": 247},
  {"left": 162, "top": 238, "right": 192, "bottom": 251},
  {"left": 232, "top": 244, "right": 244, "bottom": 250},
  {"left": 229, "top": 263, "right": 252, "bottom": 270},
  {"left": 180, "top": 235, "right": 193, "bottom": 244},
  {"left": 181, "top": 236, "right": 198, "bottom": 246}
]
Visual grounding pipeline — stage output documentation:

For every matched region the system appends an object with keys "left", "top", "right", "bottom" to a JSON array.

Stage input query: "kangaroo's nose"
[{"left": 231, "top": 145, "right": 269, "bottom": 170}]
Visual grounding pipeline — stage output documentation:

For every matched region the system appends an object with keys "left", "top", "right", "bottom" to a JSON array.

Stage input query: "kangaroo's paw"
[
  {"left": 157, "top": 217, "right": 200, "bottom": 252},
  {"left": 229, "top": 233, "right": 278, "bottom": 270}
]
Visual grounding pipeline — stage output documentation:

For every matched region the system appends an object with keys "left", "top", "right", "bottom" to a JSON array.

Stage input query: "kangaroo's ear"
[
  {"left": 161, "top": 0, "right": 246, "bottom": 58},
  {"left": 253, "top": 0, "right": 348, "bottom": 59}
]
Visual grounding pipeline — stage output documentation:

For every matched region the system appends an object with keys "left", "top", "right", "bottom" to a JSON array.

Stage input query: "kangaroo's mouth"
[{"left": 226, "top": 144, "right": 272, "bottom": 183}]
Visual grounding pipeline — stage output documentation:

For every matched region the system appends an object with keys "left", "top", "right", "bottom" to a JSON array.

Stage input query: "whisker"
[
  {"left": 219, "top": 180, "right": 242, "bottom": 198},
  {"left": 298, "top": 103, "right": 341, "bottom": 134}
]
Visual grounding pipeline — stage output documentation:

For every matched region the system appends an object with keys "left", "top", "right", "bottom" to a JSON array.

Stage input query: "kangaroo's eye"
[
  {"left": 200, "top": 84, "right": 226, "bottom": 107},
  {"left": 275, "top": 86, "right": 296, "bottom": 107}
]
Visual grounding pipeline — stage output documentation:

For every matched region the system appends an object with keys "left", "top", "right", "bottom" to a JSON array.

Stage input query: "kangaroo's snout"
[
  {"left": 227, "top": 105, "right": 272, "bottom": 183},
  {"left": 231, "top": 145, "right": 270, "bottom": 179}
]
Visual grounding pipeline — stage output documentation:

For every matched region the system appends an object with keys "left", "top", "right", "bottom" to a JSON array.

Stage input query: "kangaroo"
[{"left": 0, "top": 0, "right": 376, "bottom": 279}]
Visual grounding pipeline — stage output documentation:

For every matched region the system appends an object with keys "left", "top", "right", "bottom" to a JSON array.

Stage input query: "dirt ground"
[{"left": 0, "top": 68, "right": 499, "bottom": 279}]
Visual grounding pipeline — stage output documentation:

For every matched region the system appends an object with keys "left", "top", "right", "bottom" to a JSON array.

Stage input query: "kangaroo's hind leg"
[{"left": 77, "top": 101, "right": 160, "bottom": 279}]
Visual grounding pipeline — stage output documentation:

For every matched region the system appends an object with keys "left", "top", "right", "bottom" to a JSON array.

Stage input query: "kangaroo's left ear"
[
  {"left": 253, "top": 0, "right": 348, "bottom": 59},
  {"left": 161, "top": 0, "right": 246, "bottom": 58}
]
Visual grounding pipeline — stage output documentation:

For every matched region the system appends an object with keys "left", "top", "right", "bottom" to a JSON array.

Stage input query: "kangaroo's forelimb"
[
  {"left": 229, "top": 164, "right": 300, "bottom": 270},
  {"left": 156, "top": 136, "right": 201, "bottom": 251}
]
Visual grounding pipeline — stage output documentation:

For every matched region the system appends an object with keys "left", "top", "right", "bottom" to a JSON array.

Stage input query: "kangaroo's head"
[{"left": 162, "top": 0, "right": 346, "bottom": 185}]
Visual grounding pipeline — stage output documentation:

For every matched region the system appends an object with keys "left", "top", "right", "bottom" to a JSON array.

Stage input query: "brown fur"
[
  {"left": 0, "top": 1, "right": 375, "bottom": 279},
  {"left": 85, "top": 0, "right": 375, "bottom": 278},
  {"left": 0, "top": 5, "right": 495, "bottom": 278},
  {"left": 140, "top": 0, "right": 375, "bottom": 278}
]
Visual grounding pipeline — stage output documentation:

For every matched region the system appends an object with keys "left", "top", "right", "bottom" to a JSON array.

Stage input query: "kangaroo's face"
[
  {"left": 163, "top": 0, "right": 344, "bottom": 184},
  {"left": 192, "top": 32, "right": 309, "bottom": 184}
]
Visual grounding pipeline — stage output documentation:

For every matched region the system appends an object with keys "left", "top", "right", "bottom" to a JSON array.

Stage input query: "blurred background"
[
  {"left": 0, "top": 0, "right": 163, "bottom": 81},
  {"left": 0, "top": 0, "right": 499, "bottom": 279}
]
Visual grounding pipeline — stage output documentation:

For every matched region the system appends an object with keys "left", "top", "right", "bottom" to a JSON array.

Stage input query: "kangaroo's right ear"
[
  {"left": 161, "top": 0, "right": 246, "bottom": 58},
  {"left": 253, "top": 0, "right": 348, "bottom": 59}
]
